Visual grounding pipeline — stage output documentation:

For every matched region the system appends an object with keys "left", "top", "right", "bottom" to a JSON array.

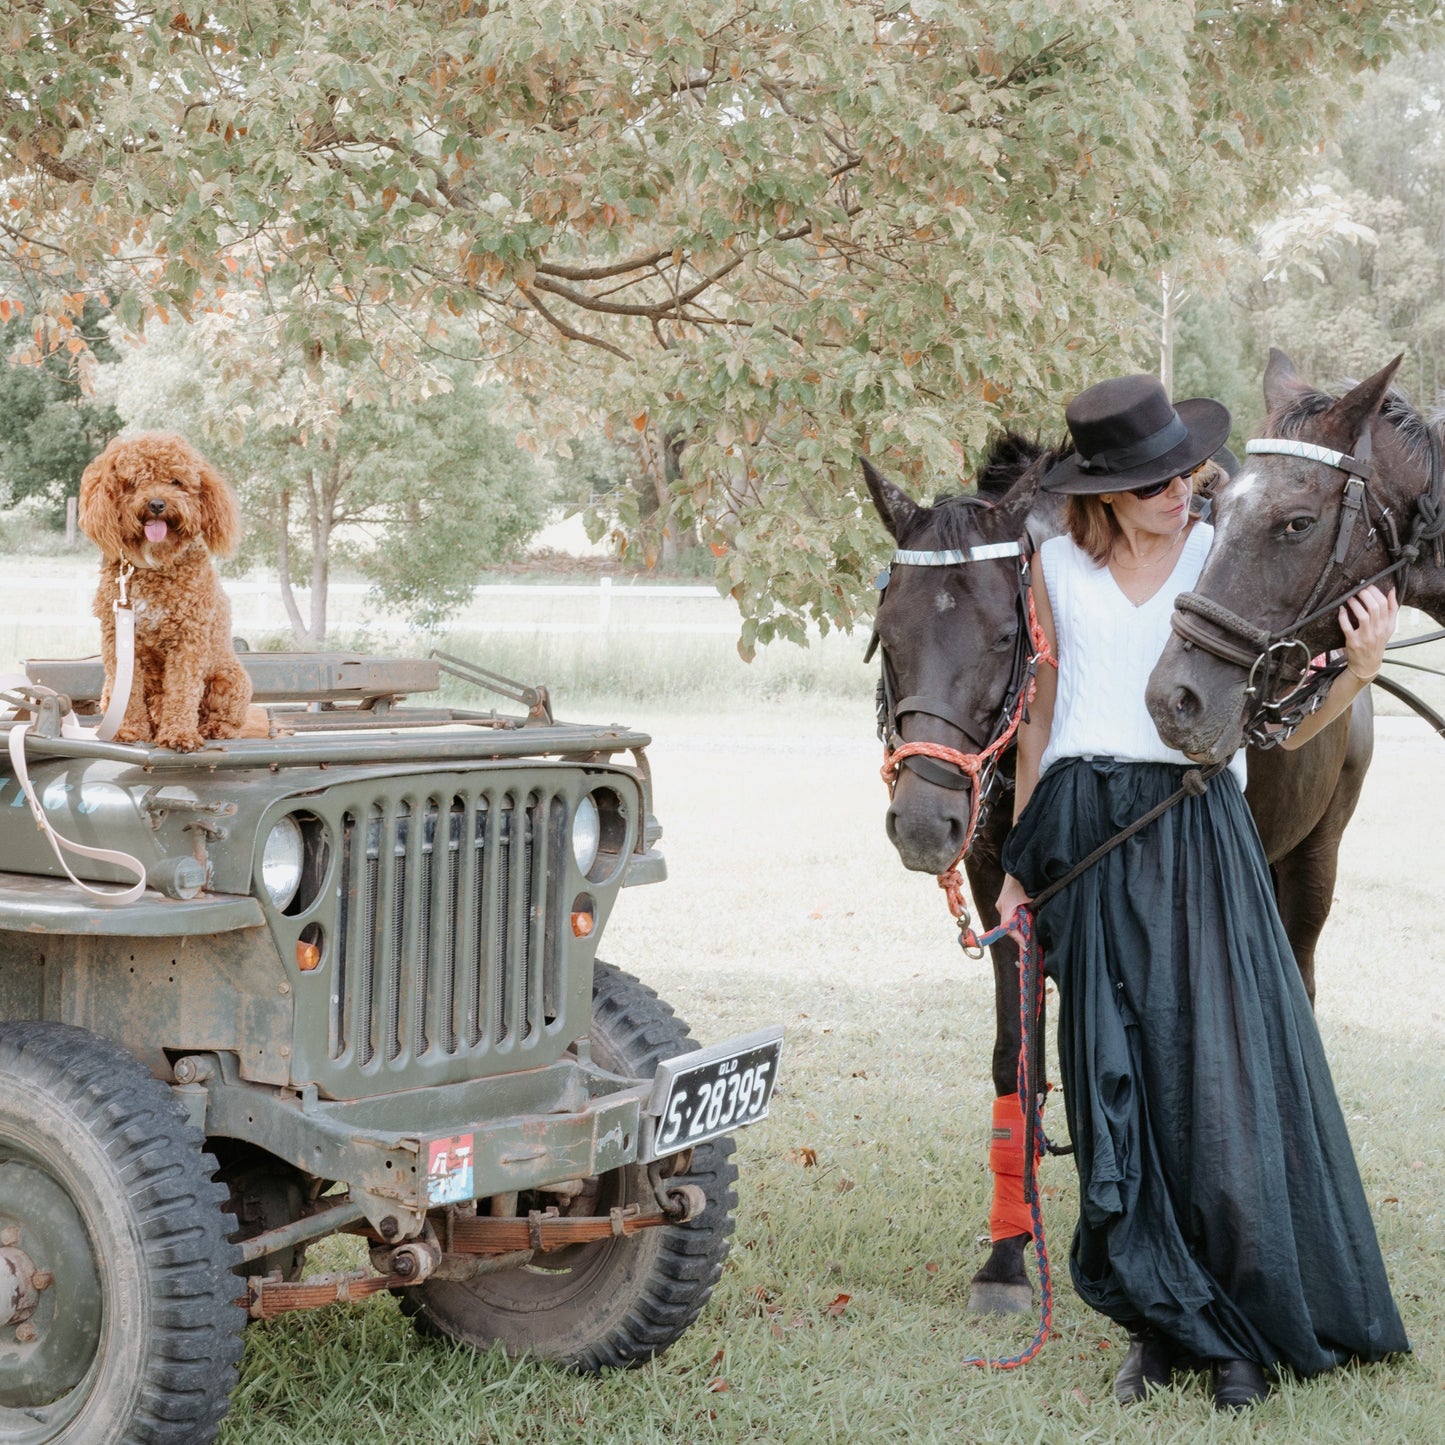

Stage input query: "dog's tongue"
[{"left": 144, "top": 519, "right": 169, "bottom": 544}]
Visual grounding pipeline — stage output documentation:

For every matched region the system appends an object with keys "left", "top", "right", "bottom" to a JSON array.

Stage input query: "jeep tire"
[
  {"left": 0, "top": 1022, "right": 244, "bottom": 1444},
  {"left": 399, "top": 961, "right": 739, "bottom": 1370}
]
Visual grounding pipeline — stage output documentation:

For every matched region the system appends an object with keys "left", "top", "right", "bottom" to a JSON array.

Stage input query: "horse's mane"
[
  {"left": 1273, "top": 383, "right": 1438, "bottom": 464},
  {"left": 921, "top": 430, "right": 1064, "bottom": 550},
  {"left": 974, "top": 431, "right": 1049, "bottom": 498}
]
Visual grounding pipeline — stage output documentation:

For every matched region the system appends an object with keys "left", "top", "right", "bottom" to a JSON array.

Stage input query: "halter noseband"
[{"left": 1170, "top": 414, "right": 1445, "bottom": 745}]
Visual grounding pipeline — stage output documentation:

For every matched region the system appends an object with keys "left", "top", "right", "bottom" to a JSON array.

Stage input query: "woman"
[{"left": 994, "top": 375, "right": 1409, "bottom": 1411}]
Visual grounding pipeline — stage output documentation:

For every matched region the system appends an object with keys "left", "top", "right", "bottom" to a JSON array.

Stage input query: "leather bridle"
[
  {"left": 871, "top": 522, "right": 1054, "bottom": 872},
  {"left": 1170, "top": 413, "right": 1445, "bottom": 746}
]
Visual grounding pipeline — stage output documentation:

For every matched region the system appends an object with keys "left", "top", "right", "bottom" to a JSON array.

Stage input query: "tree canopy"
[
  {"left": 0, "top": 299, "right": 120, "bottom": 514},
  {"left": 3, "top": 1, "right": 1440, "bottom": 649},
  {"left": 1171, "top": 46, "right": 1445, "bottom": 442}
]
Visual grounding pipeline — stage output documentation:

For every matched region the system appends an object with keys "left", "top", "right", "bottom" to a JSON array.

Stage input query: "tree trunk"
[
  {"left": 1159, "top": 270, "right": 1185, "bottom": 397},
  {"left": 304, "top": 452, "right": 339, "bottom": 645},
  {"left": 275, "top": 487, "right": 312, "bottom": 644},
  {"left": 662, "top": 429, "right": 698, "bottom": 560}
]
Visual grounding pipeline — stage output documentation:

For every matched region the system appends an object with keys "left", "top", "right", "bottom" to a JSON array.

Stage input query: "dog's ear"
[
  {"left": 77, "top": 448, "right": 126, "bottom": 560},
  {"left": 196, "top": 457, "right": 242, "bottom": 557}
]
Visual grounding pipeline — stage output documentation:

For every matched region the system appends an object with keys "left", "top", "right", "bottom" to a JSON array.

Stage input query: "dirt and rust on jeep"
[{"left": 0, "top": 650, "right": 781, "bottom": 1445}]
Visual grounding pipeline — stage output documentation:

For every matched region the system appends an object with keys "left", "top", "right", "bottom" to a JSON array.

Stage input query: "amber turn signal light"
[
  {"left": 570, "top": 892, "right": 597, "bottom": 938},
  {"left": 296, "top": 940, "right": 322, "bottom": 971}
]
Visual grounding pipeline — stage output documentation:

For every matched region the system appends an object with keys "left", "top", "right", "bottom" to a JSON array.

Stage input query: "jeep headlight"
[
  {"left": 571, "top": 794, "right": 601, "bottom": 876},
  {"left": 261, "top": 816, "right": 305, "bottom": 909}
]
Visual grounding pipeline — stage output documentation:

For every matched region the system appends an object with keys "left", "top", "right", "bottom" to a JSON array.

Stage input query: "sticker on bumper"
[{"left": 427, "top": 1133, "right": 476, "bottom": 1205}]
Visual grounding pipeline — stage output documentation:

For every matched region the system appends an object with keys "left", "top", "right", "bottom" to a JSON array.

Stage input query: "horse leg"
[
  {"left": 963, "top": 845, "right": 1034, "bottom": 1316},
  {"left": 1270, "top": 695, "right": 1373, "bottom": 1005}
]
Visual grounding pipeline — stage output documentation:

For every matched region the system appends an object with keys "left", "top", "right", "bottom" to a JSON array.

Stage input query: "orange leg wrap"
[{"left": 988, "top": 1092, "right": 1034, "bottom": 1241}]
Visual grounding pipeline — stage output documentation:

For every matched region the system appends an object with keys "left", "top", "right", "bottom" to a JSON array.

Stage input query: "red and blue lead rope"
[{"left": 962, "top": 906, "right": 1054, "bottom": 1370}]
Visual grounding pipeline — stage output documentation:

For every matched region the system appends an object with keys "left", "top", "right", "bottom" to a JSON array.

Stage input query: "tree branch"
[{"left": 514, "top": 283, "right": 633, "bottom": 358}]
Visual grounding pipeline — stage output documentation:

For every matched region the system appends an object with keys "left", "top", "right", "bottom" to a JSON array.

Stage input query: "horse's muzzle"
[
  {"left": 884, "top": 775, "right": 972, "bottom": 874},
  {"left": 1146, "top": 637, "right": 1247, "bottom": 762}
]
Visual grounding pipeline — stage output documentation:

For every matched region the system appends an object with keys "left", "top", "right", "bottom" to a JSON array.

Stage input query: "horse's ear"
[
  {"left": 1262, "top": 348, "right": 1312, "bottom": 412},
  {"left": 989, "top": 459, "right": 1043, "bottom": 540},
  {"left": 1321, "top": 354, "right": 1404, "bottom": 448},
  {"left": 860, "top": 456, "right": 920, "bottom": 543}
]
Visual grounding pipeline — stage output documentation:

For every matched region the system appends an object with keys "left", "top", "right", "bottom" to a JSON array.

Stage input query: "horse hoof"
[{"left": 967, "top": 1281, "right": 1033, "bottom": 1316}]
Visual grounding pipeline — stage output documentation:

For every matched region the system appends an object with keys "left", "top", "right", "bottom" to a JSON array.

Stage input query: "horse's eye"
[
  {"left": 989, "top": 632, "right": 1013, "bottom": 653},
  {"left": 1284, "top": 516, "right": 1315, "bottom": 536}
]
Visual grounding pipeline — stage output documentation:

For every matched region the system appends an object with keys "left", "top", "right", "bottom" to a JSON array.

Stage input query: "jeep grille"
[{"left": 332, "top": 787, "right": 566, "bottom": 1066}]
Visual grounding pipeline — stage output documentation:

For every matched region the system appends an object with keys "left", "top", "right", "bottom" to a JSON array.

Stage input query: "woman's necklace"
[{"left": 1110, "top": 523, "right": 1189, "bottom": 572}]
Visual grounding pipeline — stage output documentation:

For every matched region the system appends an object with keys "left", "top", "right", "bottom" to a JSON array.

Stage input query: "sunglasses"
[{"left": 1128, "top": 459, "right": 1209, "bottom": 500}]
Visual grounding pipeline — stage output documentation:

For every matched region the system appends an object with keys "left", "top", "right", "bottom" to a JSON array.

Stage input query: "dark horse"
[
  {"left": 1149, "top": 349, "right": 1445, "bottom": 760},
  {"left": 864, "top": 434, "right": 1374, "bottom": 1315}
]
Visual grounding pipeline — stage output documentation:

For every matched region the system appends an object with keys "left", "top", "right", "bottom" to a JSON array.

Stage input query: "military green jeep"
[{"left": 0, "top": 652, "right": 780, "bottom": 1445}]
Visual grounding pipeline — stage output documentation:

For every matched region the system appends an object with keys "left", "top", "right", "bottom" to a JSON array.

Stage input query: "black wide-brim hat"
[{"left": 1041, "top": 374, "right": 1232, "bottom": 496}]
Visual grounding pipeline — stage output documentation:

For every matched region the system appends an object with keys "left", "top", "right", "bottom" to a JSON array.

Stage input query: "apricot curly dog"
[{"left": 78, "top": 432, "right": 253, "bottom": 752}]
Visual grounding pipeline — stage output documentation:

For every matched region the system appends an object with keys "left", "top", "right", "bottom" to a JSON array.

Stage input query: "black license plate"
[{"left": 642, "top": 1027, "right": 783, "bottom": 1161}]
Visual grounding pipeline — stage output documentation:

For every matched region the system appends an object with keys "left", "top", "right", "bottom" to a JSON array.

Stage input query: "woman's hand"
[
  {"left": 1280, "top": 584, "right": 1398, "bottom": 751},
  {"left": 1339, "top": 585, "right": 1399, "bottom": 683},
  {"left": 995, "top": 874, "right": 1032, "bottom": 941}
]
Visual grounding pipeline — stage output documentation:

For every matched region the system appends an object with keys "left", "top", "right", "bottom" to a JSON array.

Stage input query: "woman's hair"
[
  {"left": 1065, "top": 459, "right": 1225, "bottom": 565},
  {"left": 1191, "top": 458, "right": 1228, "bottom": 499},
  {"left": 1065, "top": 494, "right": 1117, "bottom": 565}
]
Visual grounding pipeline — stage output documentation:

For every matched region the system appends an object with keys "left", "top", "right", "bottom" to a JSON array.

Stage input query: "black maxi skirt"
[{"left": 1001, "top": 756, "right": 1409, "bottom": 1375}]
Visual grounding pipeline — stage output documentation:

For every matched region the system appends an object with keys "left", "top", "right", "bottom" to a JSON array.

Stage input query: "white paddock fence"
[{"left": 0, "top": 575, "right": 738, "bottom": 641}]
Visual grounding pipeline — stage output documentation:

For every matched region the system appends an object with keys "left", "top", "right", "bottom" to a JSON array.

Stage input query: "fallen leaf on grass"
[
  {"left": 1070, "top": 1388, "right": 1091, "bottom": 1406},
  {"left": 924, "top": 1261, "right": 940, "bottom": 1274},
  {"left": 706, "top": 1378, "right": 731, "bottom": 1393},
  {"left": 784, "top": 1146, "right": 818, "bottom": 1167},
  {"left": 826, "top": 1293, "right": 851, "bottom": 1318}
]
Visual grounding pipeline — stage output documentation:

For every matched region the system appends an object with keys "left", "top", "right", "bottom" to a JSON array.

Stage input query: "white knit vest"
[{"left": 1038, "top": 525, "right": 1247, "bottom": 785}]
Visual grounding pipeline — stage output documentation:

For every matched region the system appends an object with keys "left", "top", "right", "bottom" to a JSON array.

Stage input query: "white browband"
[
  {"left": 891, "top": 541, "right": 1023, "bottom": 566},
  {"left": 1245, "top": 439, "right": 1352, "bottom": 470}
]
